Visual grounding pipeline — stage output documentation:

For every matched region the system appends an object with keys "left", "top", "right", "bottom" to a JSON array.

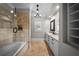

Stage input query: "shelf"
[
  {"left": 70, "top": 28, "right": 79, "bottom": 30},
  {"left": 70, "top": 10, "right": 79, "bottom": 15},
  {"left": 70, "top": 21, "right": 79, "bottom": 28},
  {"left": 70, "top": 19, "right": 79, "bottom": 23},
  {"left": 67, "top": 3, "right": 79, "bottom": 48},
  {"left": 68, "top": 40, "right": 79, "bottom": 48},
  {"left": 69, "top": 3, "right": 75, "bottom": 7},
  {"left": 70, "top": 35, "right": 79, "bottom": 38},
  {"left": 70, "top": 30, "right": 79, "bottom": 37},
  {"left": 69, "top": 37, "right": 79, "bottom": 47},
  {"left": 70, "top": 3, "right": 76, "bottom": 9}
]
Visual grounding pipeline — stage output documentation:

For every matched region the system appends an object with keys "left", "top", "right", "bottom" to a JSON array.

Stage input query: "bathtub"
[{"left": 0, "top": 42, "right": 27, "bottom": 56}]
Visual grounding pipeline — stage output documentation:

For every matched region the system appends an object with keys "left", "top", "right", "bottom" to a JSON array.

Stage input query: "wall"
[
  {"left": 31, "top": 17, "right": 50, "bottom": 40},
  {"left": 62, "top": 4, "right": 68, "bottom": 42},
  {"left": 55, "top": 12, "right": 59, "bottom": 34},
  {"left": 16, "top": 11, "right": 29, "bottom": 29},
  {"left": 15, "top": 10, "right": 29, "bottom": 42},
  {"left": 51, "top": 11, "right": 59, "bottom": 34},
  {"left": 31, "top": 4, "right": 60, "bottom": 40},
  {"left": 0, "top": 4, "right": 13, "bottom": 47}
]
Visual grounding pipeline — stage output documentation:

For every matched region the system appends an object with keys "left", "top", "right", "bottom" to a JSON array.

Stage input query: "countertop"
[{"left": 46, "top": 32, "right": 59, "bottom": 41}]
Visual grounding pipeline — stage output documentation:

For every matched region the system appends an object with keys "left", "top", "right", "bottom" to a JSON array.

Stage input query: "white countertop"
[{"left": 46, "top": 32, "right": 59, "bottom": 41}]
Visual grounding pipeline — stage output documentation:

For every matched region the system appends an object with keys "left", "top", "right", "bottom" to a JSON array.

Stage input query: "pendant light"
[{"left": 34, "top": 4, "right": 41, "bottom": 17}]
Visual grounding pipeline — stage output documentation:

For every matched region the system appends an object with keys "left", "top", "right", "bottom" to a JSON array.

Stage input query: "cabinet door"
[
  {"left": 49, "top": 37, "right": 52, "bottom": 48},
  {"left": 51, "top": 39, "right": 58, "bottom": 56},
  {"left": 49, "top": 37, "right": 54, "bottom": 49},
  {"left": 53, "top": 40, "right": 58, "bottom": 56},
  {"left": 45, "top": 33, "right": 59, "bottom": 56}
]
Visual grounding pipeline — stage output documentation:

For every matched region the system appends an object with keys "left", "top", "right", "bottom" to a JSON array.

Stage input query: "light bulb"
[
  {"left": 56, "top": 5, "right": 59, "bottom": 10},
  {"left": 10, "top": 10, "right": 14, "bottom": 13},
  {"left": 51, "top": 16, "right": 55, "bottom": 20},
  {"left": 34, "top": 14, "right": 36, "bottom": 16},
  {"left": 36, "top": 11, "right": 39, "bottom": 13},
  {"left": 49, "top": 16, "right": 51, "bottom": 18}
]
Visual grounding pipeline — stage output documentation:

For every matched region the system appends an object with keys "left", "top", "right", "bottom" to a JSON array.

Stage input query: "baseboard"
[{"left": 32, "top": 38, "right": 45, "bottom": 41}]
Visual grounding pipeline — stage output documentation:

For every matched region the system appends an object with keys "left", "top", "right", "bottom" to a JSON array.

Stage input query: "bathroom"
[{"left": 0, "top": 3, "right": 79, "bottom": 56}]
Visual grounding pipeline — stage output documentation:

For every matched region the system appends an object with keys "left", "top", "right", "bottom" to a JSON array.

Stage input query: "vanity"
[
  {"left": 45, "top": 32, "right": 78, "bottom": 56},
  {"left": 45, "top": 32, "right": 59, "bottom": 56}
]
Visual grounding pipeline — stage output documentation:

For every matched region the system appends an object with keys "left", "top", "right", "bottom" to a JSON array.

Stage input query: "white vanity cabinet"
[
  {"left": 45, "top": 32, "right": 59, "bottom": 56},
  {"left": 50, "top": 38, "right": 58, "bottom": 56},
  {"left": 45, "top": 32, "right": 78, "bottom": 56}
]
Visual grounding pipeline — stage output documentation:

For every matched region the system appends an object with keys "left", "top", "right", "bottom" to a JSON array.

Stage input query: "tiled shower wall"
[
  {"left": 15, "top": 11, "right": 29, "bottom": 42},
  {"left": 0, "top": 4, "right": 29, "bottom": 47},
  {"left": 0, "top": 4, "right": 13, "bottom": 47},
  {"left": 0, "top": 29, "right": 13, "bottom": 47}
]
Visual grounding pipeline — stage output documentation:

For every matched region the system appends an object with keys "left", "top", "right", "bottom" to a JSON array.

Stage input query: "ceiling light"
[
  {"left": 36, "top": 11, "right": 39, "bottom": 13},
  {"left": 10, "top": 10, "right": 14, "bottom": 13},
  {"left": 56, "top": 5, "right": 59, "bottom": 10},
  {"left": 34, "top": 14, "right": 36, "bottom": 16},
  {"left": 49, "top": 16, "right": 52, "bottom": 18},
  {"left": 51, "top": 16, "right": 55, "bottom": 20},
  {"left": 34, "top": 4, "right": 41, "bottom": 17}
]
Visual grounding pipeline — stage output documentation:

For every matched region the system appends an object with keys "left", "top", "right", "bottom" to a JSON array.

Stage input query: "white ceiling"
[
  {"left": 8, "top": 3, "right": 29, "bottom": 10},
  {"left": 30, "top": 3, "right": 59, "bottom": 18},
  {"left": 31, "top": 3, "right": 53, "bottom": 17},
  {"left": 8, "top": 3, "right": 59, "bottom": 18}
]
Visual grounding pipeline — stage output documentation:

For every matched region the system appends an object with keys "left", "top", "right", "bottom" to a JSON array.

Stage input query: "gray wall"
[
  {"left": 62, "top": 4, "right": 68, "bottom": 42},
  {"left": 0, "top": 4, "right": 13, "bottom": 47},
  {"left": 31, "top": 17, "right": 50, "bottom": 39}
]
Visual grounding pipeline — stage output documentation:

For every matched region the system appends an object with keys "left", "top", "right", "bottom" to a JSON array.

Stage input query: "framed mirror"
[{"left": 50, "top": 19, "right": 55, "bottom": 33}]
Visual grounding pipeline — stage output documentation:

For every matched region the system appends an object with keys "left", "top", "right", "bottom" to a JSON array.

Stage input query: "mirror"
[{"left": 50, "top": 19, "right": 55, "bottom": 34}]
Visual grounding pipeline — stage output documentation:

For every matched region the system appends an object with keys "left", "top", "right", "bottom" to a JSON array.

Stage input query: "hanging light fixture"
[
  {"left": 13, "top": 7, "right": 18, "bottom": 33},
  {"left": 34, "top": 4, "right": 41, "bottom": 17},
  {"left": 14, "top": 7, "right": 16, "bottom": 17}
]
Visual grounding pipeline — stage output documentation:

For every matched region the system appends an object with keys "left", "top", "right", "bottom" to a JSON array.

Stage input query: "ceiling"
[
  {"left": 8, "top": 3, "right": 29, "bottom": 11},
  {"left": 8, "top": 3, "right": 59, "bottom": 18},
  {"left": 31, "top": 3, "right": 53, "bottom": 17},
  {"left": 30, "top": 3, "right": 59, "bottom": 18}
]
